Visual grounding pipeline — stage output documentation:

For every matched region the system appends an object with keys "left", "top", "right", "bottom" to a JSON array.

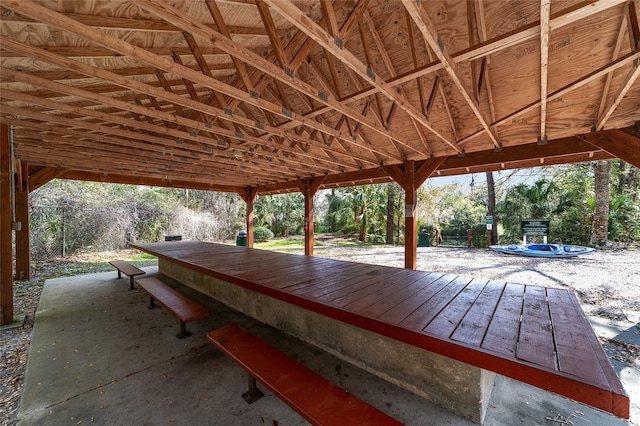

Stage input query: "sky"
[{"left": 425, "top": 167, "right": 553, "bottom": 191}]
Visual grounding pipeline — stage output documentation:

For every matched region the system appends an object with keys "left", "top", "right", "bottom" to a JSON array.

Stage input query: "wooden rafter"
[
  {"left": 0, "top": 68, "right": 347, "bottom": 175},
  {"left": 0, "top": 37, "right": 379, "bottom": 171},
  {"left": 0, "top": 9, "right": 277, "bottom": 35},
  {"left": 1, "top": 1, "right": 387, "bottom": 165},
  {"left": 136, "top": 0, "right": 420, "bottom": 157},
  {"left": 264, "top": 0, "right": 460, "bottom": 154},
  {"left": 596, "top": 1, "right": 640, "bottom": 131},
  {"left": 402, "top": 0, "right": 501, "bottom": 149},
  {"left": 459, "top": 48, "right": 640, "bottom": 145},
  {"left": 361, "top": 11, "right": 433, "bottom": 156},
  {"left": 0, "top": 0, "right": 637, "bottom": 194},
  {"left": 296, "top": 0, "right": 627, "bottom": 125}
]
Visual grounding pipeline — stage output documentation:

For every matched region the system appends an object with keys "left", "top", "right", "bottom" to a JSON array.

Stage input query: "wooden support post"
[
  {"left": 15, "top": 163, "right": 30, "bottom": 280},
  {"left": 403, "top": 161, "right": 417, "bottom": 270},
  {"left": 384, "top": 158, "right": 446, "bottom": 270},
  {"left": 297, "top": 176, "right": 326, "bottom": 257},
  {"left": 302, "top": 180, "right": 314, "bottom": 257},
  {"left": 0, "top": 124, "right": 13, "bottom": 325},
  {"left": 239, "top": 187, "right": 257, "bottom": 248}
]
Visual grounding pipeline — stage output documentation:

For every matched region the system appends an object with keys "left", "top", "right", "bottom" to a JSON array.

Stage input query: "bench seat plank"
[
  {"left": 136, "top": 277, "right": 210, "bottom": 323},
  {"left": 109, "top": 260, "right": 145, "bottom": 290},
  {"left": 208, "top": 324, "right": 402, "bottom": 426}
]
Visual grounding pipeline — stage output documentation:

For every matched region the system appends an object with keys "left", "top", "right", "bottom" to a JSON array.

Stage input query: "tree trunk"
[
  {"left": 386, "top": 184, "right": 395, "bottom": 244},
  {"left": 486, "top": 172, "right": 498, "bottom": 244},
  {"left": 591, "top": 160, "right": 611, "bottom": 246}
]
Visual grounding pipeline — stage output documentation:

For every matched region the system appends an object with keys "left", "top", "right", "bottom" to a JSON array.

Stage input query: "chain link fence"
[{"left": 29, "top": 203, "right": 236, "bottom": 261}]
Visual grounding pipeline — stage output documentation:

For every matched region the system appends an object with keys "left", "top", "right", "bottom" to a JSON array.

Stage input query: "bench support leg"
[
  {"left": 242, "top": 375, "right": 264, "bottom": 404},
  {"left": 129, "top": 276, "right": 135, "bottom": 290},
  {"left": 148, "top": 296, "right": 157, "bottom": 309},
  {"left": 176, "top": 321, "right": 191, "bottom": 339},
  {"left": 117, "top": 270, "right": 122, "bottom": 279}
]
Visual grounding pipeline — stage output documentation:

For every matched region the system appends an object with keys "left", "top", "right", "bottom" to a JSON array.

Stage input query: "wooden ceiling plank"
[
  {"left": 265, "top": 0, "right": 459, "bottom": 154},
  {"left": 14, "top": 129, "right": 289, "bottom": 182},
  {"left": 597, "top": 12, "right": 629, "bottom": 124},
  {"left": 137, "top": 0, "right": 416, "bottom": 157},
  {"left": 403, "top": 0, "right": 500, "bottom": 149},
  {"left": 18, "top": 150, "right": 250, "bottom": 187},
  {"left": 320, "top": 0, "right": 341, "bottom": 37},
  {"left": 596, "top": 65, "right": 640, "bottom": 130},
  {"left": 253, "top": 11, "right": 336, "bottom": 156},
  {"left": 626, "top": 0, "right": 640, "bottom": 52},
  {"left": 4, "top": 114, "right": 342, "bottom": 179},
  {"left": 154, "top": 71, "right": 186, "bottom": 117},
  {"left": 466, "top": 0, "right": 480, "bottom": 104},
  {"left": 223, "top": 0, "right": 347, "bottom": 112},
  {"left": 422, "top": 43, "right": 460, "bottom": 143},
  {"left": 405, "top": 7, "right": 427, "bottom": 117},
  {"left": 145, "top": 95, "right": 175, "bottom": 130},
  {"left": 224, "top": 0, "right": 368, "bottom": 117},
  {"left": 169, "top": 49, "right": 237, "bottom": 142},
  {"left": 4, "top": 117, "right": 276, "bottom": 179},
  {"left": 474, "top": 1, "right": 497, "bottom": 123},
  {"left": 540, "top": 0, "right": 551, "bottom": 141},
  {"left": 0, "top": 45, "right": 234, "bottom": 59},
  {"left": 361, "top": 10, "right": 433, "bottom": 156},
  {"left": 459, "top": 48, "right": 640, "bottom": 145},
  {"left": 357, "top": 22, "right": 387, "bottom": 128}
]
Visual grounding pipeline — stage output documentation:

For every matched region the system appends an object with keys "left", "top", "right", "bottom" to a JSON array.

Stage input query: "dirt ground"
[{"left": 1, "top": 243, "right": 639, "bottom": 425}]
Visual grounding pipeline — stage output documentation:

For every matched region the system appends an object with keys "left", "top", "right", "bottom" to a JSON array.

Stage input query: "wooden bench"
[
  {"left": 108, "top": 260, "right": 145, "bottom": 290},
  {"left": 207, "top": 324, "right": 403, "bottom": 426},
  {"left": 136, "top": 277, "right": 210, "bottom": 338}
]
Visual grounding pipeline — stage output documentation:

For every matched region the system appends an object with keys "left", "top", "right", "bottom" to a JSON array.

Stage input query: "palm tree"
[
  {"left": 324, "top": 185, "right": 387, "bottom": 241},
  {"left": 591, "top": 160, "right": 611, "bottom": 245}
]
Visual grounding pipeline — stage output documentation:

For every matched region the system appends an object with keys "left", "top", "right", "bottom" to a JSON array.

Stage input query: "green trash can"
[
  {"left": 236, "top": 230, "right": 247, "bottom": 246},
  {"left": 418, "top": 229, "right": 430, "bottom": 247}
]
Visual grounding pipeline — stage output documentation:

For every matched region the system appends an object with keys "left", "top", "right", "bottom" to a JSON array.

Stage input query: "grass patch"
[
  {"left": 255, "top": 239, "right": 305, "bottom": 249},
  {"left": 254, "top": 237, "right": 392, "bottom": 251},
  {"left": 31, "top": 249, "right": 158, "bottom": 281}
]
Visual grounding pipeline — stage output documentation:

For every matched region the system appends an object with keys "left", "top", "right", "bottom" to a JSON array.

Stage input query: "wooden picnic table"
[{"left": 133, "top": 241, "right": 629, "bottom": 419}]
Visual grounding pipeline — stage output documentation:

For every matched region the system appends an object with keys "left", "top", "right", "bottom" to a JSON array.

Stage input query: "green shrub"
[
  {"left": 470, "top": 224, "right": 490, "bottom": 248},
  {"left": 253, "top": 226, "right": 274, "bottom": 242},
  {"left": 366, "top": 234, "right": 385, "bottom": 244}
]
